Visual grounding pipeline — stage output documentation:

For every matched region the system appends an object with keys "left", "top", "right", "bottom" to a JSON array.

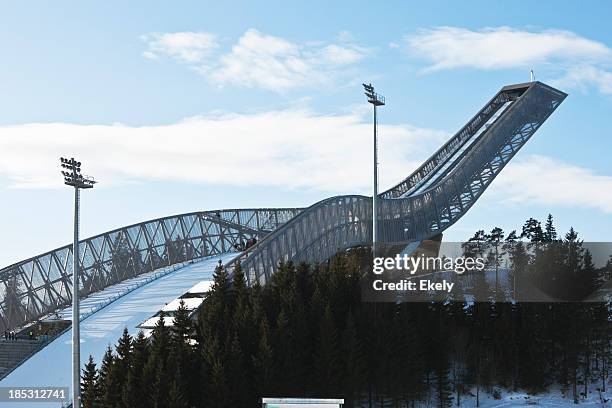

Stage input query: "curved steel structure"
[
  {"left": 227, "top": 82, "right": 567, "bottom": 285},
  {"left": 0, "top": 208, "right": 302, "bottom": 332},
  {"left": 0, "top": 81, "right": 567, "bottom": 331}
]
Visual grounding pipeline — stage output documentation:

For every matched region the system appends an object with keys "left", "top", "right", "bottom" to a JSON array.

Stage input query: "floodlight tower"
[
  {"left": 60, "top": 157, "right": 96, "bottom": 408},
  {"left": 363, "top": 83, "right": 385, "bottom": 256}
]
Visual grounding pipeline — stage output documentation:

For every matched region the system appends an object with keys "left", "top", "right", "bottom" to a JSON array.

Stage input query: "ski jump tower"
[{"left": 0, "top": 81, "right": 566, "bottom": 333}]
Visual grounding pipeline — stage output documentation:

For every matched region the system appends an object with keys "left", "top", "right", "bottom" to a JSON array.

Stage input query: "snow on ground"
[
  {"left": 0, "top": 254, "right": 234, "bottom": 408},
  {"left": 488, "top": 389, "right": 610, "bottom": 407},
  {"left": 437, "top": 387, "right": 611, "bottom": 407}
]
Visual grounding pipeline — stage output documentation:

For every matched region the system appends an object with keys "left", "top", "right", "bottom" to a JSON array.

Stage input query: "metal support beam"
[{"left": 0, "top": 208, "right": 302, "bottom": 333}]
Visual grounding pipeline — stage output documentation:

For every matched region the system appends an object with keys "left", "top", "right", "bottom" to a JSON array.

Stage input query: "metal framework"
[
  {"left": 226, "top": 82, "right": 567, "bottom": 285},
  {"left": 0, "top": 208, "right": 302, "bottom": 332},
  {"left": 0, "top": 81, "right": 567, "bottom": 332}
]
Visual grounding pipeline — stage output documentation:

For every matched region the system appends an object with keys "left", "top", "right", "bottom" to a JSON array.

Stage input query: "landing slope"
[{"left": 0, "top": 254, "right": 234, "bottom": 407}]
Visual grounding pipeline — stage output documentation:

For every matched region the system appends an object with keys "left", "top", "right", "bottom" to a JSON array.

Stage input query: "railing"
[
  {"left": 0, "top": 208, "right": 303, "bottom": 332},
  {"left": 381, "top": 82, "right": 540, "bottom": 198},
  {"left": 227, "top": 196, "right": 371, "bottom": 285},
  {"left": 227, "top": 82, "right": 567, "bottom": 284}
]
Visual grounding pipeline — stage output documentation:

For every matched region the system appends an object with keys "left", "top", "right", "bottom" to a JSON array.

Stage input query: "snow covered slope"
[{"left": 0, "top": 254, "right": 234, "bottom": 408}]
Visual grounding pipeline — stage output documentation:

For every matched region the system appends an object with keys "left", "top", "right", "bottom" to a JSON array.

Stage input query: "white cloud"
[
  {"left": 0, "top": 111, "right": 446, "bottom": 194},
  {"left": 492, "top": 155, "right": 612, "bottom": 213},
  {"left": 209, "top": 29, "right": 369, "bottom": 91},
  {"left": 552, "top": 65, "right": 612, "bottom": 95},
  {"left": 318, "top": 44, "right": 367, "bottom": 65},
  {"left": 142, "top": 29, "right": 369, "bottom": 91},
  {"left": 141, "top": 32, "right": 218, "bottom": 63},
  {"left": 405, "top": 26, "right": 611, "bottom": 71},
  {"left": 403, "top": 26, "right": 612, "bottom": 95},
  {"left": 2, "top": 120, "right": 610, "bottom": 216},
  {"left": 209, "top": 29, "right": 311, "bottom": 90}
]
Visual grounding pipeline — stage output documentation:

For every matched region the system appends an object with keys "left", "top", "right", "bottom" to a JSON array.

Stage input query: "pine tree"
[
  {"left": 342, "top": 310, "right": 366, "bottom": 406},
  {"left": 273, "top": 306, "right": 294, "bottom": 392},
  {"left": 387, "top": 305, "right": 422, "bottom": 407},
  {"left": 462, "top": 230, "right": 487, "bottom": 259},
  {"left": 149, "top": 361, "right": 170, "bottom": 408},
  {"left": 172, "top": 299, "right": 192, "bottom": 344},
  {"left": 505, "top": 230, "right": 519, "bottom": 243},
  {"left": 209, "top": 357, "right": 229, "bottom": 408},
  {"left": 507, "top": 239, "right": 529, "bottom": 301},
  {"left": 171, "top": 299, "right": 197, "bottom": 405},
  {"left": 434, "top": 352, "right": 453, "bottom": 408},
  {"left": 226, "top": 331, "right": 249, "bottom": 406},
  {"left": 486, "top": 227, "right": 505, "bottom": 291},
  {"left": 295, "top": 262, "right": 313, "bottom": 303},
  {"left": 229, "top": 260, "right": 255, "bottom": 384},
  {"left": 252, "top": 319, "right": 273, "bottom": 396},
  {"left": 401, "top": 306, "right": 428, "bottom": 407},
  {"left": 151, "top": 311, "right": 170, "bottom": 353},
  {"left": 113, "top": 327, "right": 132, "bottom": 396},
  {"left": 231, "top": 261, "right": 248, "bottom": 311},
  {"left": 201, "top": 262, "right": 231, "bottom": 348},
  {"left": 167, "top": 378, "right": 188, "bottom": 408},
  {"left": 521, "top": 217, "right": 544, "bottom": 242},
  {"left": 142, "top": 312, "right": 171, "bottom": 408},
  {"left": 544, "top": 214, "right": 557, "bottom": 242},
  {"left": 593, "top": 301, "right": 611, "bottom": 393},
  {"left": 166, "top": 343, "right": 189, "bottom": 408},
  {"left": 561, "top": 227, "right": 584, "bottom": 300},
  {"left": 581, "top": 249, "right": 599, "bottom": 299},
  {"left": 81, "top": 355, "right": 100, "bottom": 408},
  {"left": 315, "top": 304, "right": 340, "bottom": 395},
  {"left": 97, "top": 346, "right": 113, "bottom": 397},
  {"left": 98, "top": 346, "right": 121, "bottom": 408},
  {"left": 518, "top": 304, "right": 549, "bottom": 393},
  {"left": 287, "top": 288, "right": 314, "bottom": 391},
  {"left": 122, "top": 331, "right": 149, "bottom": 408}
]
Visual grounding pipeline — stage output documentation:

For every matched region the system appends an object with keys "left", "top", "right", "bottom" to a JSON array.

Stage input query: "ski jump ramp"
[
  {"left": 227, "top": 82, "right": 567, "bottom": 284},
  {"left": 0, "top": 81, "right": 566, "bottom": 394}
]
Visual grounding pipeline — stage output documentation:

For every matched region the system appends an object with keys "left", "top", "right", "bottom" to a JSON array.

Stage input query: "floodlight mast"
[
  {"left": 60, "top": 157, "right": 96, "bottom": 408},
  {"left": 362, "top": 83, "right": 385, "bottom": 257}
]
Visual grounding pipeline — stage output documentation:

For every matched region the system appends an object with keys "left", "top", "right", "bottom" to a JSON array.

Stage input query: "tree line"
[
  {"left": 463, "top": 214, "right": 611, "bottom": 301},
  {"left": 80, "top": 215, "right": 611, "bottom": 407}
]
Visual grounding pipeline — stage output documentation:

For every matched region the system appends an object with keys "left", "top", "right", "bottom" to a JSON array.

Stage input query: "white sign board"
[{"left": 262, "top": 398, "right": 344, "bottom": 408}]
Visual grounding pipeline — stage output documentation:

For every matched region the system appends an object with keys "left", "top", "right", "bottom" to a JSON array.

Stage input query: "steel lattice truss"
[
  {"left": 0, "top": 208, "right": 302, "bottom": 332},
  {"left": 0, "top": 81, "right": 567, "bottom": 331},
  {"left": 227, "top": 82, "right": 567, "bottom": 285}
]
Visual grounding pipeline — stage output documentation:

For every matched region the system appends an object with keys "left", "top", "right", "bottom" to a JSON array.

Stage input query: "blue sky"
[{"left": 1, "top": 1, "right": 611, "bottom": 266}]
